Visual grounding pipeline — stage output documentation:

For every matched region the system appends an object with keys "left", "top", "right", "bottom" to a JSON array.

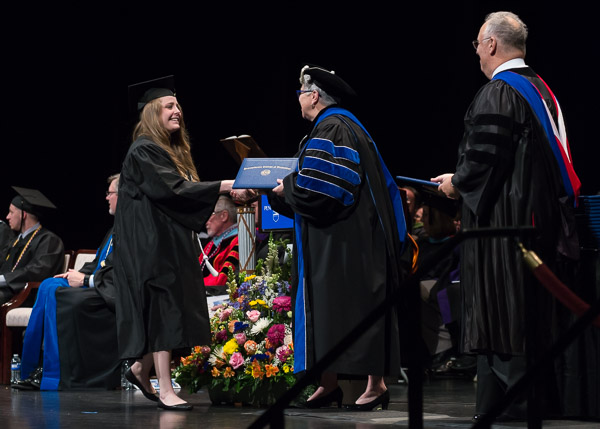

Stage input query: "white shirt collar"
[
  {"left": 492, "top": 58, "right": 527, "bottom": 77},
  {"left": 20, "top": 222, "right": 40, "bottom": 239}
]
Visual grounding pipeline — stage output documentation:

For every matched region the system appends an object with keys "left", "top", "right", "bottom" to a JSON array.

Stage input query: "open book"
[{"left": 220, "top": 135, "right": 267, "bottom": 165}]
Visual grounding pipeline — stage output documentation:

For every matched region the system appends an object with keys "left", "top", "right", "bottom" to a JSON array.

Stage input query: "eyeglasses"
[
  {"left": 472, "top": 37, "right": 492, "bottom": 50},
  {"left": 106, "top": 191, "right": 117, "bottom": 196},
  {"left": 296, "top": 89, "right": 313, "bottom": 98},
  {"left": 210, "top": 209, "right": 226, "bottom": 217}
]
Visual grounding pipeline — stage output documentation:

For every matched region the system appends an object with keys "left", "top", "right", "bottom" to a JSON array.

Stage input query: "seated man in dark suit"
[
  {"left": 0, "top": 187, "right": 64, "bottom": 305},
  {"left": 13, "top": 174, "right": 121, "bottom": 390}
]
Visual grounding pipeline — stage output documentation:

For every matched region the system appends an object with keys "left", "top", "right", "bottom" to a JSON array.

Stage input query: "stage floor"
[{"left": 1, "top": 375, "right": 598, "bottom": 428}]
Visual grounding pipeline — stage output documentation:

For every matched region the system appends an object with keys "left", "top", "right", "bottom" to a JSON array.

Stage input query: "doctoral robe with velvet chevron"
[
  {"left": 269, "top": 106, "right": 408, "bottom": 376},
  {"left": 452, "top": 66, "right": 580, "bottom": 357}
]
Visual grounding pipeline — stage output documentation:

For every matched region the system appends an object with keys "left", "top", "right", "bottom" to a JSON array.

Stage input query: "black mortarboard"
[
  {"left": 299, "top": 64, "right": 357, "bottom": 102},
  {"left": 395, "top": 176, "right": 459, "bottom": 218},
  {"left": 11, "top": 186, "right": 57, "bottom": 219},
  {"left": 127, "top": 75, "right": 176, "bottom": 118}
]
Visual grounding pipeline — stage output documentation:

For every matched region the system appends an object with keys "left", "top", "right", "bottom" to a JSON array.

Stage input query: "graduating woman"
[{"left": 114, "top": 76, "right": 241, "bottom": 410}]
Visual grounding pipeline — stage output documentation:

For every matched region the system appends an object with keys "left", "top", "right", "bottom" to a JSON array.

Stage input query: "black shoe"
[
  {"left": 125, "top": 368, "right": 159, "bottom": 402},
  {"left": 346, "top": 390, "right": 390, "bottom": 411},
  {"left": 11, "top": 366, "right": 43, "bottom": 390},
  {"left": 305, "top": 386, "right": 343, "bottom": 409},
  {"left": 157, "top": 399, "right": 193, "bottom": 411}
]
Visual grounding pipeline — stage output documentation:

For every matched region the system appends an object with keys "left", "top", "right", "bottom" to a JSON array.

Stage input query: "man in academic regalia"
[
  {"left": 0, "top": 187, "right": 64, "bottom": 305},
  {"left": 433, "top": 11, "right": 581, "bottom": 421},
  {"left": 200, "top": 194, "right": 239, "bottom": 296},
  {"left": 12, "top": 174, "right": 121, "bottom": 391},
  {"left": 0, "top": 219, "right": 15, "bottom": 261}
]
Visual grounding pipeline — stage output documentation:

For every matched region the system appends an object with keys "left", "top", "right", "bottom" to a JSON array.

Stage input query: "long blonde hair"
[{"left": 132, "top": 98, "right": 200, "bottom": 181}]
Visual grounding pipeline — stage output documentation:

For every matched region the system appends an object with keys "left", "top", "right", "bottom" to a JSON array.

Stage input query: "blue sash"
[{"left": 493, "top": 71, "right": 580, "bottom": 205}]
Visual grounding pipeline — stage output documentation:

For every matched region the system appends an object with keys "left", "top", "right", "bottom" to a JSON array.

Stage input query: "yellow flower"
[
  {"left": 244, "top": 274, "right": 256, "bottom": 282},
  {"left": 249, "top": 299, "right": 266, "bottom": 307},
  {"left": 223, "top": 338, "right": 239, "bottom": 355},
  {"left": 193, "top": 345, "right": 201, "bottom": 354},
  {"left": 282, "top": 364, "right": 290, "bottom": 373},
  {"left": 223, "top": 367, "right": 235, "bottom": 378}
]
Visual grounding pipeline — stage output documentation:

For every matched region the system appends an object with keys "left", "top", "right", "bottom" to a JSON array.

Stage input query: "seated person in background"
[
  {"left": 0, "top": 187, "right": 64, "bottom": 305},
  {"left": 201, "top": 195, "right": 239, "bottom": 296},
  {"left": 13, "top": 174, "right": 120, "bottom": 391},
  {"left": 416, "top": 199, "right": 463, "bottom": 373},
  {"left": 0, "top": 219, "right": 16, "bottom": 261},
  {"left": 399, "top": 185, "right": 424, "bottom": 240}
]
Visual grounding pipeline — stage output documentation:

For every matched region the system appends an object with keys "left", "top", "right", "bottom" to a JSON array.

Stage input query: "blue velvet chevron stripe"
[
  {"left": 296, "top": 137, "right": 361, "bottom": 206},
  {"left": 305, "top": 138, "right": 360, "bottom": 164}
]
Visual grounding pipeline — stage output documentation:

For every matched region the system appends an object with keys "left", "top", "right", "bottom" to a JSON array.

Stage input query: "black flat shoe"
[
  {"left": 305, "top": 386, "right": 343, "bottom": 409},
  {"left": 157, "top": 399, "right": 193, "bottom": 411},
  {"left": 347, "top": 389, "right": 390, "bottom": 411},
  {"left": 125, "top": 368, "right": 159, "bottom": 402}
]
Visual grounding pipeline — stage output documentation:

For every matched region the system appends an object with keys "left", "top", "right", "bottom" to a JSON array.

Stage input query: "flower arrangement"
[{"left": 175, "top": 235, "right": 297, "bottom": 406}]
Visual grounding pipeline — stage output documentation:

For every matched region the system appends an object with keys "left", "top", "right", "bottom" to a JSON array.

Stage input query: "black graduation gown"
[
  {"left": 452, "top": 67, "right": 579, "bottom": 356},
  {"left": 0, "top": 226, "right": 64, "bottom": 295},
  {"left": 114, "top": 137, "right": 221, "bottom": 358},
  {"left": 0, "top": 221, "right": 15, "bottom": 261},
  {"left": 269, "top": 107, "right": 406, "bottom": 376},
  {"left": 55, "top": 228, "right": 120, "bottom": 389}
]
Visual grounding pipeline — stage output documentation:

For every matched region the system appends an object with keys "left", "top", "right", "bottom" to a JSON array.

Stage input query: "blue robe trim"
[
  {"left": 20, "top": 235, "right": 113, "bottom": 389},
  {"left": 305, "top": 137, "right": 361, "bottom": 164},
  {"left": 292, "top": 108, "right": 407, "bottom": 373},
  {"left": 297, "top": 174, "right": 356, "bottom": 206},
  {"left": 493, "top": 71, "right": 578, "bottom": 205}
]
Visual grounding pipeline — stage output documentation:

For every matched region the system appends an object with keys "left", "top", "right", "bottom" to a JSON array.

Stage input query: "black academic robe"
[
  {"left": 452, "top": 67, "right": 579, "bottom": 356},
  {"left": 0, "top": 221, "right": 15, "bottom": 261},
  {"left": 55, "top": 227, "right": 120, "bottom": 389},
  {"left": 0, "top": 226, "right": 64, "bottom": 295},
  {"left": 269, "top": 106, "right": 407, "bottom": 376},
  {"left": 114, "top": 137, "right": 221, "bottom": 358}
]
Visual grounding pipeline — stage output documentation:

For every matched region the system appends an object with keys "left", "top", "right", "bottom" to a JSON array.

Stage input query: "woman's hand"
[
  {"left": 231, "top": 188, "right": 258, "bottom": 203},
  {"left": 219, "top": 180, "right": 235, "bottom": 193}
]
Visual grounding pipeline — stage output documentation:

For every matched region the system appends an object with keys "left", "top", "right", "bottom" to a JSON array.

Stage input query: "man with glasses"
[
  {"left": 200, "top": 194, "right": 239, "bottom": 295},
  {"left": 13, "top": 174, "right": 121, "bottom": 391},
  {"left": 432, "top": 11, "right": 581, "bottom": 422}
]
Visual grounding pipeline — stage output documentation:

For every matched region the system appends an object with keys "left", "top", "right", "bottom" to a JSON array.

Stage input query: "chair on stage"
[{"left": 0, "top": 251, "right": 74, "bottom": 384}]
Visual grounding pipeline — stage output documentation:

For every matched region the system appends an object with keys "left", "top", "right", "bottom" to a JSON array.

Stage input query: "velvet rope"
[{"left": 519, "top": 243, "right": 600, "bottom": 328}]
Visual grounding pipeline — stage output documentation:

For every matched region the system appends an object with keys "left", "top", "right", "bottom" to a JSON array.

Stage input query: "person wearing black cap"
[
  {"left": 113, "top": 76, "right": 248, "bottom": 411},
  {"left": 12, "top": 174, "right": 121, "bottom": 391},
  {"left": 267, "top": 64, "right": 411, "bottom": 410},
  {"left": 0, "top": 187, "right": 64, "bottom": 305},
  {"left": 432, "top": 11, "right": 581, "bottom": 421}
]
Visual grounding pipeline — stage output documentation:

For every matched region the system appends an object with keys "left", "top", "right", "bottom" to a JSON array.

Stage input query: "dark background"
[{"left": 2, "top": 2, "right": 597, "bottom": 251}]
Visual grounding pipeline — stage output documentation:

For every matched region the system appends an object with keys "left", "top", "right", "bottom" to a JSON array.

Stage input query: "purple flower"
[
  {"left": 267, "top": 324, "right": 286, "bottom": 346},
  {"left": 273, "top": 296, "right": 291, "bottom": 313},
  {"left": 276, "top": 345, "right": 291, "bottom": 362},
  {"left": 215, "top": 329, "right": 228, "bottom": 343}
]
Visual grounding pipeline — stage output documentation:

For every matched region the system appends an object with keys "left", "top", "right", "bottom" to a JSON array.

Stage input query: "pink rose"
[
  {"left": 229, "top": 352, "right": 244, "bottom": 370},
  {"left": 234, "top": 333, "right": 247, "bottom": 345},
  {"left": 219, "top": 308, "right": 233, "bottom": 321},
  {"left": 246, "top": 310, "right": 261, "bottom": 323}
]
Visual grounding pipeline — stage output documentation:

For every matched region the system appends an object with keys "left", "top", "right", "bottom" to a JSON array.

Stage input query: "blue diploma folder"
[
  {"left": 233, "top": 158, "right": 298, "bottom": 189},
  {"left": 395, "top": 176, "right": 440, "bottom": 188}
]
